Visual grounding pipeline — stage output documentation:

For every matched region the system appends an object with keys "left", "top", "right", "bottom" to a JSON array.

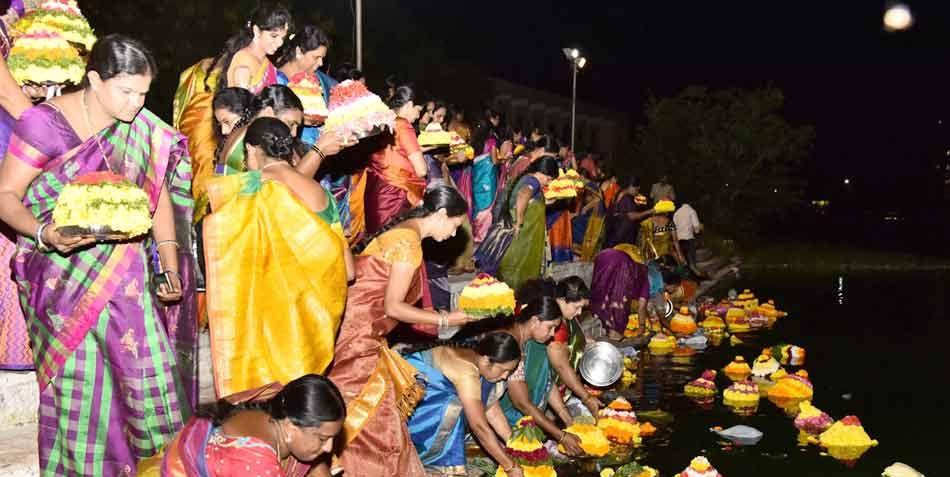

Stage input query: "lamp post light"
[{"left": 562, "top": 47, "right": 587, "bottom": 152}]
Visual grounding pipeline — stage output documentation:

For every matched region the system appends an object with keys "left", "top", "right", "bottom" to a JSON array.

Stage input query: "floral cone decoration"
[
  {"left": 496, "top": 416, "right": 556, "bottom": 477},
  {"left": 322, "top": 79, "right": 396, "bottom": 146},
  {"left": 684, "top": 369, "right": 718, "bottom": 397},
  {"left": 597, "top": 397, "right": 641, "bottom": 445},
  {"left": 653, "top": 199, "right": 675, "bottom": 214},
  {"left": 794, "top": 400, "right": 833, "bottom": 438},
  {"left": 670, "top": 306, "right": 698, "bottom": 336},
  {"left": 768, "top": 370, "right": 813, "bottom": 401},
  {"left": 734, "top": 289, "right": 758, "bottom": 310},
  {"left": 12, "top": 0, "right": 97, "bottom": 51},
  {"left": 725, "top": 307, "right": 750, "bottom": 332},
  {"left": 751, "top": 350, "right": 782, "bottom": 378},
  {"left": 544, "top": 169, "right": 584, "bottom": 200},
  {"left": 699, "top": 313, "right": 726, "bottom": 334},
  {"left": 559, "top": 423, "right": 609, "bottom": 457},
  {"left": 770, "top": 344, "right": 806, "bottom": 366},
  {"left": 458, "top": 273, "right": 516, "bottom": 318},
  {"left": 647, "top": 333, "right": 676, "bottom": 355},
  {"left": 7, "top": 25, "right": 85, "bottom": 86},
  {"left": 723, "top": 380, "right": 760, "bottom": 408},
  {"left": 812, "top": 415, "right": 878, "bottom": 465},
  {"left": 615, "top": 461, "right": 660, "bottom": 477},
  {"left": 678, "top": 456, "right": 723, "bottom": 477},
  {"left": 723, "top": 356, "right": 752, "bottom": 382},
  {"left": 53, "top": 171, "right": 152, "bottom": 237}
]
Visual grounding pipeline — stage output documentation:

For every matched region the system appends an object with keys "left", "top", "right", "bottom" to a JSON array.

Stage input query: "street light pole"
[
  {"left": 571, "top": 60, "right": 577, "bottom": 152},
  {"left": 562, "top": 47, "right": 586, "bottom": 153},
  {"left": 355, "top": 0, "right": 363, "bottom": 70}
]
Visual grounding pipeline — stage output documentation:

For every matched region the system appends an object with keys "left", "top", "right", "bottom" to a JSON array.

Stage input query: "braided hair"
[
  {"left": 245, "top": 117, "right": 295, "bottom": 163},
  {"left": 354, "top": 184, "right": 468, "bottom": 254},
  {"left": 201, "top": 374, "right": 345, "bottom": 427},
  {"left": 206, "top": 3, "right": 292, "bottom": 92},
  {"left": 212, "top": 87, "right": 255, "bottom": 141}
]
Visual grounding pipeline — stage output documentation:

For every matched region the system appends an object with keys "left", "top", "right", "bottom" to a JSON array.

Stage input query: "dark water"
[{"left": 560, "top": 270, "right": 948, "bottom": 477}]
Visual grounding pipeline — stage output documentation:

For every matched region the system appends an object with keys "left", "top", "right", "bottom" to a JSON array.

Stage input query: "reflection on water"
[{"left": 553, "top": 271, "right": 946, "bottom": 477}]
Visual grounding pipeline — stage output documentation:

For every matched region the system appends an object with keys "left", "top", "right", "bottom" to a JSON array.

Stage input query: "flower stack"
[
  {"left": 684, "top": 370, "right": 718, "bottom": 397},
  {"left": 653, "top": 200, "right": 675, "bottom": 214},
  {"left": 496, "top": 417, "right": 556, "bottom": 477},
  {"left": 647, "top": 333, "right": 676, "bottom": 355},
  {"left": 670, "top": 306, "right": 698, "bottom": 336},
  {"left": 677, "top": 456, "right": 723, "bottom": 477},
  {"left": 7, "top": 25, "right": 85, "bottom": 86},
  {"left": 812, "top": 415, "right": 878, "bottom": 465},
  {"left": 458, "top": 273, "right": 516, "bottom": 318},
  {"left": 614, "top": 462, "right": 660, "bottom": 477},
  {"left": 794, "top": 400, "right": 833, "bottom": 443},
  {"left": 770, "top": 344, "right": 806, "bottom": 366},
  {"left": 559, "top": 421, "right": 609, "bottom": 457},
  {"left": 768, "top": 370, "right": 813, "bottom": 401},
  {"left": 323, "top": 80, "right": 396, "bottom": 145},
  {"left": 53, "top": 171, "right": 152, "bottom": 238},
  {"left": 544, "top": 169, "right": 584, "bottom": 201},
  {"left": 597, "top": 397, "right": 641, "bottom": 445},
  {"left": 723, "top": 380, "right": 760, "bottom": 415},
  {"left": 13, "top": 0, "right": 96, "bottom": 51},
  {"left": 723, "top": 356, "right": 751, "bottom": 382}
]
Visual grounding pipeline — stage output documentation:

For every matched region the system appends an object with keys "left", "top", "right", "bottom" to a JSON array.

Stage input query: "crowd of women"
[{"left": 0, "top": 2, "right": 706, "bottom": 476}]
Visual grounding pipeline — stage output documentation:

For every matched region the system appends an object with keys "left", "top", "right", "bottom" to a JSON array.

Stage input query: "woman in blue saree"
[{"left": 405, "top": 332, "right": 521, "bottom": 476}]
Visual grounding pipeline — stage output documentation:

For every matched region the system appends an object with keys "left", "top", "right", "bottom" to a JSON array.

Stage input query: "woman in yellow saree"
[
  {"left": 173, "top": 4, "right": 291, "bottom": 223},
  {"left": 203, "top": 117, "right": 353, "bottom": 398}
]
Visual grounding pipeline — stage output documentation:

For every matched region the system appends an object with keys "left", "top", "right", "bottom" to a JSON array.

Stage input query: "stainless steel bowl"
[{"left": 578, "top": 341, "right": 624, "bottom": 387}]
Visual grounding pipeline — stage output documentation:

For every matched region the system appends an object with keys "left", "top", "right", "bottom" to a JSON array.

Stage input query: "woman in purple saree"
[{"left": 0, "top": 35, "right": 196, "bottom": 476}]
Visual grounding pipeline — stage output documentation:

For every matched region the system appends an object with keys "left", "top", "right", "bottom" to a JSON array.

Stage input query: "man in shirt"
[{"left": 673, "top": 201, "right": 703, "bottom": 275}]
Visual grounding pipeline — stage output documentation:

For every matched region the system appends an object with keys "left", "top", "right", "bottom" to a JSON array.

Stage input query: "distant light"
[
  {"left": 773, "top": 188, "right": 779, "bottom": 193},
  {"left": 571, "top": 48, "right": 579, "bottom": 59},
  {"left": 577, "top": 57, "right": 587, "bottom": 69},
  {"left": 946, "top": 149, "right": 949, "bottom": 156},
  {"left": 884, "top": 4, "right": 913, "bottom": 32},
  {"left": 843, "top": 178, "right": 851, "bottom": 185}
]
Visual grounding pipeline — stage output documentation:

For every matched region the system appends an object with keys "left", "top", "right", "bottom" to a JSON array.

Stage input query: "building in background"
[{"left": 488, "top": 77, "right": 630, "bottom": 165}]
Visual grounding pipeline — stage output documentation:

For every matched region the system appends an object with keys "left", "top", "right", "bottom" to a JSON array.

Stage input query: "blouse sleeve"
[
  {"left": 6, "top": 104, "right": 66, "bottom": 169},
  {"left": 552, "top": 322, "right": 570, "bottom": 345},
  {"left": 438, "top": 349, "right": 485, "bottom": 402},
  {"left": 376, "top": 228, "right": 423, "bottom": 267},
  {"left": 396, "top": 119, "right": 422, "bottom": 157}
]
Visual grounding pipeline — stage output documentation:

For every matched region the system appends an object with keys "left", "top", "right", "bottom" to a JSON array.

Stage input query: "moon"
[{"left": 883, "top": 4, "right": 913, "bottom": 32}]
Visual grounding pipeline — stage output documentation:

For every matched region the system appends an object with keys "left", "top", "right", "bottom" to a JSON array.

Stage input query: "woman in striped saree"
[{"left": 0, "top": 35, "right": 196, "bottom": 475}]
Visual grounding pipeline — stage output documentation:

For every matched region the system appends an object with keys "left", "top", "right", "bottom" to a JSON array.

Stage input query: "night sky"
[
  {"left": 436, "top": 2, "right": 946, "bottom": 199},
  {"left": 324, "top": 1, "right": 948, "bottom": 204},
  {"left": 90, "top": 1, "right": 950, "bottom": 206}
]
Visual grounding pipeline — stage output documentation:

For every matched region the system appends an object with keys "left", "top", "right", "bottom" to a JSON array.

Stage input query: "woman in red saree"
[
  {"left": 326, "top": 184, "right": 474, "bottom": 477},
  {"left": 362, "top": 84, "right": 428, "bottom": 235},
  {"left": 0, "top": 35, "right": 196, "bottom": 475},
  {"left": 139, "top": 374, "right": 345, "bottom": 477}
]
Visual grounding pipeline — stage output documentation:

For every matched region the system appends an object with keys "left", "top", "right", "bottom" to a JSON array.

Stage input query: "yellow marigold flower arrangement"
[
  {"left": 53, "top": 171, "right": 152, "bottom": 238},
  {"left": 559, "top": 423, "right": 609, "bottom": 456}
]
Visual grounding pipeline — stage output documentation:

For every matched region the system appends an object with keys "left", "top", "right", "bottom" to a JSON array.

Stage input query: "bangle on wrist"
[
  {"left": 36, "top": 222, "right": 51, "bottom": 252},
  {"left": 310, "top": 143, "right": 327, "bottom": 161},
  {"left": 438, "top": 310, "right": 448, "bottom": 328},
  {"left": 503, "top": 463, "right": 518, "bottom": 473},
  {"left": 156, "top": 240, "right": 179, "bottom": 250}
]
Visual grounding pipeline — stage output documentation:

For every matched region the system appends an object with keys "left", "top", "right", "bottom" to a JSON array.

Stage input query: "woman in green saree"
[
  {"left": 497, "top": 156, "right": 559, "bottom": 293},
  {"left": 498, "top": 279, "right": 585, "bottom": 457},
  {"left": 546, "top": 276, "right": 603, "bottom": 418}
]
